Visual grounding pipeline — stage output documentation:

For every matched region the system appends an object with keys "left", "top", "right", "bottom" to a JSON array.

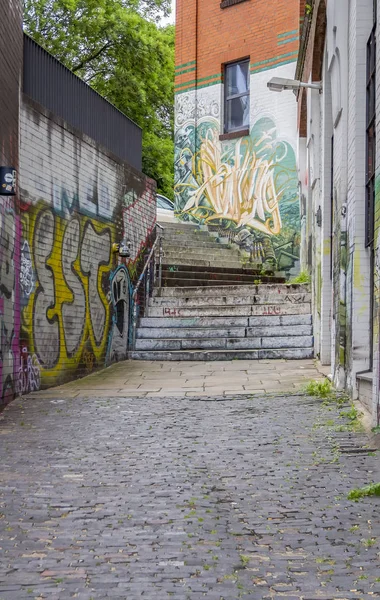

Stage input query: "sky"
[{"left": 161, "top": 0, "right": 176, "bottom": 25}]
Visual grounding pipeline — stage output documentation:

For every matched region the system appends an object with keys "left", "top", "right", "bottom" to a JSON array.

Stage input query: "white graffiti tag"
[{"left": 20, "top": 240, "right": 34, "bottom": 297}]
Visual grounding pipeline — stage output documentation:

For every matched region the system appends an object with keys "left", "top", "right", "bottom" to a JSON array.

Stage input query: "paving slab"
[{"left": 25, "top": 359, "right": 325, "bottom": 399}]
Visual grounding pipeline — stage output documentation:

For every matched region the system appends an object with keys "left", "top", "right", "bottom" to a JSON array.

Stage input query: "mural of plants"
[{"left": 174, "top": 115, "right": 300, "bottom": 272}]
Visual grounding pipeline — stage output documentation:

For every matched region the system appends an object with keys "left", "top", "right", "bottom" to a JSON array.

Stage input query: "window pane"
[
  {"left": 367, "top": 125, "right": 376, "bottom": 179},
  {"left": 367, "top": 79, "right": 375, "bottom": 123},
  {"left": 226, "top": 61, "right": 249, "bottom": 97},
  {"left": 226, "top": 95, "right": 249, "bottom": 131}
]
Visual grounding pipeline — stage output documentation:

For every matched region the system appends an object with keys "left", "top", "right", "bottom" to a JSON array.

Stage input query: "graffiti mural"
[
  {"left": 174, "top": 93, "right": 300, "bottom": 273},
  {"left": 0, "top": 199, "right": 20, "bottom": 404},
  {"left": 19, "top": 204, "right": 114, "bottom": 388},
  {"left": 106, "top": 265, "right": 132, "bottom": 364}
]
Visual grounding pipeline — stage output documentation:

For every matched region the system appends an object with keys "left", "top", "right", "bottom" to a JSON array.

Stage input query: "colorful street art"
[
  {"left": 15, "top": 176, "right": 155, "bottom": 394},
  {"left": 0, "top": 198, "right": 20, "bottom": 404},
  {"left": 106, "top": 265, "right": 132, "bottom": 364},
  {"left": 174, "top": 102, "right": 300, "bottom": 272}
]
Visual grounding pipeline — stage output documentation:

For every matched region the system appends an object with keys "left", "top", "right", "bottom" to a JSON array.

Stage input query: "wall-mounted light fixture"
[
  {"left": 316, "top": 206, "right": 322, "bottom": 227},
  {"left": 267, "top": 77, "right": 322, "bottom": 93},
  {"left": 0, "top": 167, "right": 16, "bottom": 196},
  {"left": 112, "top": 239, "right": 132, "bottom": 257}
]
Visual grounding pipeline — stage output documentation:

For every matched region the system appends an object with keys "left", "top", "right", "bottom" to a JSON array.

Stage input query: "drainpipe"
[{"left": 194, "top": 0, "right": 199, "bottom": 172}]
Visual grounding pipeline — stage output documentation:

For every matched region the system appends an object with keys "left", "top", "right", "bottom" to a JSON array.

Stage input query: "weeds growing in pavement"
[{"left": 347, "top": 482, "right": 380, "bottom": 502}]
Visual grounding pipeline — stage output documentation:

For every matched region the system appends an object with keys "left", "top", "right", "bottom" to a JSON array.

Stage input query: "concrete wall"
[
  {"left": 298, "top": 0, "right": 379, "bottom": 423},
  {"left": 174, "top": 0, "right": 301, "bottom": 275},
  {"left": 16, "top": 98, "right": 156, "bottom": 394},
  {"left": 0, "top": 0, "right": 23, "bottom": 407}
]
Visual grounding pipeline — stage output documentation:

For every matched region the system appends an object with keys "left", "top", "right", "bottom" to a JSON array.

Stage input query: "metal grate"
[{"left": 23, "top": 34, "right": 142, "bottom": 171}]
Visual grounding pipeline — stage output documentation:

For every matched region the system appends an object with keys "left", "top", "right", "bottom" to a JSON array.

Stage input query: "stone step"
[
  {"left": 149, "top": 292, "right": 311, "bottom": 308},
  {"left": 161, "top": 277, "right": 287, "bottom": 287},
  {"left": 147, "top": 302, "right": 311, "bottom": 318},
  {"left": 139, "top": 314, "right": 312, "bottom": 329},
  {"left": 135, "top": 335, "right": 313, "bottom": 351},
  {"left": 159, "top": 221, "right": 200, "bottom": 230},
  {"left": 161, "top": 264, "right": 273, "bottom": 276},
  {"left": 161, "top": 258, "right": 244, "bottom": 268},
  {"left": 162, "top": 270, "right": 281, "bottom": 283},
  {"left": 137, "top": 324, "right": 313, "bottom": 339},
  {"left": 153, "top": 283, "right": 310, "bottom": 298},
  {"left": 162, "top": 240, "right": 233, "bottom": 250},
  {"left": 130, "top": 347, "right": 315, "bottom": 361},
  {"left": 162, "top": 248, "right": 241, "bottom": 259}
]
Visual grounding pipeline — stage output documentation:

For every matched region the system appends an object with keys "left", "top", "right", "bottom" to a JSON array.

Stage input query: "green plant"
[
  {"left": 288, "top": 270, "right": 311, "bottom": 284},
  {"left": 305, "top": 379, "right": 332, "bottom": 398},
  {"left": 371, "top": 425, "right": 380, "bottom": 434},
  {"left": 348, "top": 482, "right": 380, "bottom": 501},
  {"left": 361, "top": 538, "right": 377, "bottom": 547},
  {"left": 240, "top": 554, "right": 250, "bottom": 567}
]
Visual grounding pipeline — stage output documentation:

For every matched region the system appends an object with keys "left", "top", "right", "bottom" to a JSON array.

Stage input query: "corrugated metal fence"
[{"left": 23, "top": 34, "right": 142, "bottom": 171}]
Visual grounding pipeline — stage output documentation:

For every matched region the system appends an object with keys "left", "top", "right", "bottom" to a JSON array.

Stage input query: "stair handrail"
[{"left": 131, "top": 222, "right": 164, "bottom": 351}]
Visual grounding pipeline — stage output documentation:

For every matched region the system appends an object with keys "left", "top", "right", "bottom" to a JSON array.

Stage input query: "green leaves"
[{"left": 24, "top": 0, "right": 174, "bottom": 198}]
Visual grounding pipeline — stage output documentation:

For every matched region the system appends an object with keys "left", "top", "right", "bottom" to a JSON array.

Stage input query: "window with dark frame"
[
  {"left": 224, "top": 59, "right": 250, "bottom": 134},
  {"left": 365, "top": 3, "right": 376, "bottom": 247}
]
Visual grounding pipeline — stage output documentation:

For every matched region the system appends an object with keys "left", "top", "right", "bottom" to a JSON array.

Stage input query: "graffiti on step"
[
  {"left": 163, "top": 307, "right": 182, "bottom": 317},
  {"left": 262, "top": 306, "right": 282, "bottom": 316},
  {"left": 284, "top": 294, "right": 307, "bottom": 304},
  {"left": 168, "top": 265, "right": 179, "bottom": 272}
]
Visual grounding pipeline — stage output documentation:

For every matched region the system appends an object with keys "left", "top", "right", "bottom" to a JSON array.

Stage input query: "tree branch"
[{"left": 72, "top": 42, "right": 112, "bottom": 72}]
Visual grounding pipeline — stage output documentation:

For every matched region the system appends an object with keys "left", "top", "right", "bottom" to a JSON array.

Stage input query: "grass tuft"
[{"left": 347, "top": 482, "right": 380, "bottom": 501}]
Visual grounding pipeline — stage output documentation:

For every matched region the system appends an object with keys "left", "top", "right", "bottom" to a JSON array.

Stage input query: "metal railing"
[{"left": 131, "top": 223, "right": 164, "bottom": 350}]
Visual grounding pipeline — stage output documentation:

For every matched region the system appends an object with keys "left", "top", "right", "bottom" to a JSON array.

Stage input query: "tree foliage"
[{"left": 24, "top": 0, "right": 175, "bottom": 198}]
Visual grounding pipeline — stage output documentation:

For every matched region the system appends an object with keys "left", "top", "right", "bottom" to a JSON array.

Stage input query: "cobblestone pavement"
[{"left": 1, "top": 392, "right": 380, "bottom": 599}]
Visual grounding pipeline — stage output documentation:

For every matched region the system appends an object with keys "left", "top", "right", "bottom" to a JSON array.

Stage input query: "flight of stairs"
[{"left": 131, "top": 222, "right": 313, "bottom": 361}]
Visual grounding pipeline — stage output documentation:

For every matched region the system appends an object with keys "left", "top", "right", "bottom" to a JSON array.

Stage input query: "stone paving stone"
[{"left": 0, "top": 392, "right": 379, "bottom": 599}]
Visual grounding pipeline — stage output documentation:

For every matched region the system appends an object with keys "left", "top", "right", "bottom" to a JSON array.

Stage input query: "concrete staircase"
[{"left": 131, "top": 222, "right": 313, "bottom": 361}]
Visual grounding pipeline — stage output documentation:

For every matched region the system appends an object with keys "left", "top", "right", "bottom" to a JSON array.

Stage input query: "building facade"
[
  {"left": 174, "top": 0, "right": 302, "bottom": 275},
  {"left": 296, "top": 0, "right": 380, "bottom": 425}
]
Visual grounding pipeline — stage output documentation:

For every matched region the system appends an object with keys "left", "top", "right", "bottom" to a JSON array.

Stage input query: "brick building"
[
  {"left": 174, "top": 0, "right": 302, "bottom": 274},
  {"left": 296, "top": 0, "right": 380, "bottom": 425}
]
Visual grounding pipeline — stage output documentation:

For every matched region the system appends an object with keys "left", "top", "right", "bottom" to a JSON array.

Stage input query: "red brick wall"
[{"left": 175, "top": 0, "right": 299, "bottom": 89}]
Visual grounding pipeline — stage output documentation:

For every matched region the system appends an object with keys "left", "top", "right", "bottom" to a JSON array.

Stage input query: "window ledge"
[
  {"left": 220, "top": 0, "right": 250, "bottom": 8},
  {"left": 219, "top": 128, "right": 249, "bottom": 141}
]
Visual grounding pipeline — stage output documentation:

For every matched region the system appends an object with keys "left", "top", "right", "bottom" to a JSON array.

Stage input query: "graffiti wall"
[
  {"left": 16, "top": 99, "right": 156, "bottom": 393},
  {"left": 0, "top": 0, "right": 23, "bottom": 408},
  {"left": 174, "top": 63, "right": 300, "bottom": 274}
]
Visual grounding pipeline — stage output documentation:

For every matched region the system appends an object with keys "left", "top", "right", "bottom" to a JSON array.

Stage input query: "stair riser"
[
  {"left": 131, "top": 348, "right": 315, "bottom": 361},
  {"left": 149, "top": 293, "right": 311, "bottom": 308},
  {"left": 161, "top": 279, "right": 286, "bottom": 287},
  {"left": 137, "top": 325, "right": 313, "bottom": 339},
  {"left": 153, "top": 284, "right": 310, "bottom": 298},
  {"left": 135, "top": 336, "right": 313, "bottom": 351},
  {"left": 162, "top": 259, "right": 245, "bottom": 268},
  {"left": 137, "top": 327, "right": 247, "bottom": 339},
  {"left": 147, "top": 303, "right": 311, "bottom": 318},
  {"left": 162, "top": 242, "right": 234, "bottom": 250},
  {"left": 162, "top": 248, "right": 241, "bottom": 258},
  {"left": 139, "top": 314, "right": 312, "bottom": 329},
  {"left": 162, "top": 271, "right": 282, "bottom": 282}
]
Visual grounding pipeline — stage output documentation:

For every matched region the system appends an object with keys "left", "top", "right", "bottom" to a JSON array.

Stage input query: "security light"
[{"left": 267, "top": 77, "right": 322, "bottom": 92}]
